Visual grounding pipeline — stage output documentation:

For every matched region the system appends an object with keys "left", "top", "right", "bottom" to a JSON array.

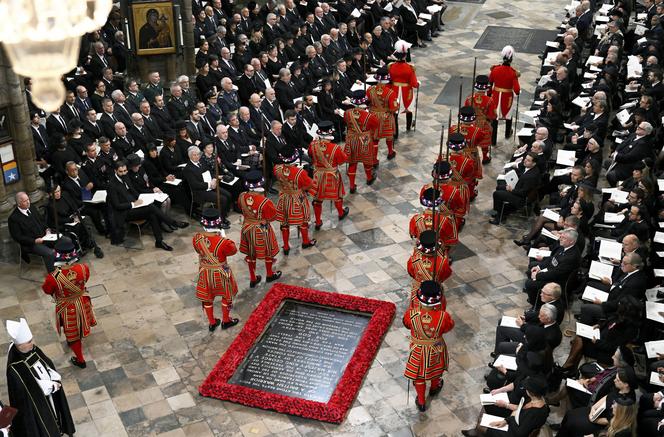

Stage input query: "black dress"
[
  {"left": 486, "top": 404, "right": 550, "bottom": 437},
  {"left": 556, "top": 389, "right": 636, "bottom": 437}
]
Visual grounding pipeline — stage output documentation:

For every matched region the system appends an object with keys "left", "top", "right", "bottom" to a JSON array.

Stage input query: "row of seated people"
[{"left": 464, "top": 0, "right": 664, "bottom": 435}]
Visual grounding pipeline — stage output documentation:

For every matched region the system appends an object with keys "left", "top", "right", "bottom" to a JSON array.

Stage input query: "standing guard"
[
  {"left": 389, "top": 40, "right": 419, "bottom": 134},
  {"left": 434, "top": 161, "right": 470, "bottom": 230},
  {"left": 366, "top": 67, "right": 399, "bottom": 162},
  {"left": 403, "top": 280, "right": 455, "bottom": 412},
  {"left": 308, "top": 121, "right": 350, "bottom": 230},
  {"left": 406, "top": 230, "right": 452, "bottom": 301},
  {"left": 193, "top": 208, "right": 240, "bottom": 332},
  {"left": 273, "top": 145, "right": 317, "bottom": 254},
  {"left": 41, "top": 237, "right": 96, "bottom": 369},
  {"left": 238, "top": 170, "right": 282, "bottom": 288},
  {"left": 450, "top": 106, "right": 490, "bottom": 167},
  {"left": 447, "top": 132, "right": 480, "bottom": 200},
  {"left": 409, "top": 185, "right": 459, "bottom": 248},
  {"left": 488, "top": 45, "right": 521, "bottom": 144},
  {"left": 464, "top": 75, "right": 495, "bottom": 163},
  {"left": 344, "top": 93, "right": 380, "bottom": 192}
]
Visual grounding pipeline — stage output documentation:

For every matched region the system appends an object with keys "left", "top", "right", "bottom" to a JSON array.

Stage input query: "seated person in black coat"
[
  {"left": 490, "top": 152, "right": 541, "bottom": 225},
  {"left": 494, "top": 302, "right": 562, "bottom": 356},
  {"left": 606, "top": 121, "right": 654, "bottom": 186},
  {"left": 524, "top": 229, "right": 581, "bottom": 304},
  {"left": 159, "top": 135, "right": 187, "bottom": 178},
  {"left": 107, "top": 161, "right": 188, "bottom": 250},
  {"left": 580, "top": 252, "right": 647, "bottom": 325},
  {"left": 181, "top": 145, "right": 232, "bottom": 227},
  {"left": 8, "top": 191, "right": 56, "bottom": 272}
]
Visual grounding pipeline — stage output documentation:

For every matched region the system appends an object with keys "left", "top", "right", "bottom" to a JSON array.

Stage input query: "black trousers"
[
  {"left": 27, "top": 243, "right": 56, "bottom": 272},
  {"left": 117, "top": 204, "right": 175, "bottom": 243}
]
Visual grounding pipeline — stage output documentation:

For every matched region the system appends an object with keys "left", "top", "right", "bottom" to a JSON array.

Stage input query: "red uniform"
[
  {"left": 239, "top": 192, "right": 280, "bottom": 260},
  {"left": 309, "top": 139, "right": 347, "bottom": 200},
  {"left": 42, "top": 263, "right": 96, "bottom": 364},
  {"left": 488, "top": 64, "right": 521, "bottom": 119},
  {"left": 403, "top": 302, "right": 454, "bottom": 382},
  {"left": 274, "top": 164, "right": 315, "bottom": 251},
  {"left": 193, "top": 233, "right": 238, "bottom": 305},
  {"left": 193, "top": 232, "right": 239, "bottom": 326},
  {"left": 407, "top": 247, "right": 452, "bottom": 299},
  {"left": 450, "top": 122, "right": 489, "bottom": 171},
  {"left": 449, "top": 150, "right": 479, "bottom": 198},
  {"left": 438, "top": 169, "right": 470, "bottom": 228},
  {"left": 367, "top": 83, "right": 398, "bottom": 138},
  {"left": 42, "top": 263, "right": 96, "bottom": 343},
  {"left": 464, "top": 93, "right": 494, "bottom": 160},
  {"left": 408, "top": 206, "right": 459, "bottom": 247},
  {"left": 274, "top": 164, "right": 313, "bottom": 226},
  {"left": 389, "top": 60, "right": 419, "bottom": 112},
  {"left": 344, "top": 108, "right": 379, "bottom": 189}
]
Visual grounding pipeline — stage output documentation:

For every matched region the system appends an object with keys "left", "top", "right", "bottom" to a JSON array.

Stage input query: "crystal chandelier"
[{"left": 0, "top": 0, "right": 113, "bottom": 111}]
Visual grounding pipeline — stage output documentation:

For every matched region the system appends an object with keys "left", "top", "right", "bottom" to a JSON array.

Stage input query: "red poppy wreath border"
[{"left": 199, "top": 283, "right": 396, "bottom": 423}]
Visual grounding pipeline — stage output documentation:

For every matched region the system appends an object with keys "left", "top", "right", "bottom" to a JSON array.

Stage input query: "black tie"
[{"left": 58, "top": 116, "right": 66, "bottom": 130}]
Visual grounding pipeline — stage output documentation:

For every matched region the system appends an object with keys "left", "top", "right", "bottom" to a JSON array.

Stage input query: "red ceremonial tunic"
[
  {"left": 403, "top": 302, "right": 454, "bottom": 380},
  {"left": 388, "top": 60, "right": 419, "bottom": 112},
  {"left": 238, "top": 192, "right": 280, "bottom": 259},
  {"left": 274, "top": 164, "right": 313, "bottom": 226},
  {"left": 42, "top": 263, "right": 96, "bottom": 343},
  {"left": 344, "top": 108, "right": 379, "bottom": 166},
  {"left": 407, "top": 247, "right": 452, "bottom": 300},
  {"left": 450, "top": 123, "right": 489, "bottom": 171},
  {"left": 488, "top": 64, "right": 521, "bottom": 119},
  {"left": 366, "top": 83, "right": 398, "bottom": 138},
  {"left": 309, "top": 139, "right": 347, "bottom": 201},
  {"left": 408, "top": 206, "right": 459, "bottom": 247},
  {"left": 449, "top": 151, "right": 478, "bottom": 191},
  {"left": 439, "top": 170, "right": 470, "bottom": 228},
  {"left": 465, "top": 93, "right": 494, "bottom": 142},
  {"left": 193, "top": 232, "right": 239, "bottom": 304}
]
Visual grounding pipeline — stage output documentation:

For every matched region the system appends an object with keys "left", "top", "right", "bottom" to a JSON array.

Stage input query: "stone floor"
[{"left": 0, "top": 1, "right": 574, "bottom": 435}]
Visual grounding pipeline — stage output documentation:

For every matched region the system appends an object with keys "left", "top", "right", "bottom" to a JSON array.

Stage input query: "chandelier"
[{"left": 0, "top": 0, "right": 112, "bottom": 111}]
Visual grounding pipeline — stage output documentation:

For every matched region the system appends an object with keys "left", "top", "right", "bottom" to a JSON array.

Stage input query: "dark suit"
[
  {"left": 107, "top": 173, "right": 173, "bottom": 244},
  {"left": 111, "top": 134, "right": 137, "bottom": 159},
  {"left": 237, "top": 74, "right": 263, "bottom": 106},
  {"left": 580, "top": 269, "right": 648, "bottom": 325},
  {"left": 8, "top": 206, "right": 55, "bottom": 271},
  {"left": 31, "top": 125, "right": 50, "bottom": 162},
  {"left": 181, "top": 161, "right": 231, "bottom": 214},
  {"left": 113, "top": 103, "right": 133, "bottom": 128},
  {"left": 129, "top": 125, "right": 155, "bottom": 152},
  {"left": 261, "top": 99, "right": 282, "bottom": 123},
  {"left": 46, "top": 114, "right": 69, "bottom": 140},
  {"left": 99, "top": 112, "right": 119, "bottom": 139},
  {"left": 61, "top": 174, "right": 106, "bottom": 234},
  {"left": 60, "top": 103, "right": 81, "bottom": 123},
  {"left": 151, "top": 106, "right": 175, "bottom": 136},
  {"left": 607, "top": 134, "right": 653, "bottom": 186},
  {"left": 74, "top": 97, "right": 93, "bottom": 118},
  {"left": 274, "top": 80, "right": 301, "bottom": 110},
  {"left": 492, "top": 166, "right": 541, "bottom": 216},
  {"left": 167, "top": 97, "right": 190, "bottom": 122},
  {"left": 524, "top": 245, "right": 581, "bottom": 302}
]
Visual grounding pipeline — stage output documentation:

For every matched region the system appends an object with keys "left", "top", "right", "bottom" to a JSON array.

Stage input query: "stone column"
[{"left": 181, "top": 0, "right": 195, "bottom": 76}]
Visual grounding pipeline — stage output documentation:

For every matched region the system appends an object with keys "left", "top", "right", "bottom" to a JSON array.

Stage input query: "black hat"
[
  {"left": 614, "top": 394, "right": 636, "bottom": 406},
  {"left": 432, "top": 161, "right": 453, "bottom": 181},
  {"left": 416, "top": 280, "right": 443, "bottom": 306},
  {"left": 633, "top": 160, "right": 646, "bottom": 171},
  {"left": 289, "top": 62, "right": 301, "bottom": 72},
  {"left": 146, "top": 143, "right": 158, "bottom": 152},
  {"left": 175, "top": 120, "right": 188, "bottom": 130},
  {"left": 350, "top": 89, "right": 368, "bottom": 106},
  {"left": 577, "top": 180, "right": 600, "bottom": 194},
  {"left": 277, "top": 144, "right": 299, "bottom": 164},
  {"left": 205, "top": 90, "right": 218, "bottom": 100},
  {"left": 317, "top": 120, "right": 335, "bottom": 137},
  {"left": 126, "top": 153, "right": 141, "bottom": 167},
  {"left": 201, "top": 207, "right": 222, "bottom": 229},
  {"left": 68, "top": 118, "right": 82, "bottom": 132},
  {"left": 474, "top": 74, "right": 490, "bottom": 91},
  {"left": 375, "top": 67, "right": 390, "bottom": 82},
  {"left": 419, "top": 186, "right": 443, "bottom": 208},
  {"left": 522, "top": 376, "right": 548, "bottom": 397},
  {"left": 448, "top": 132, "right": 466, "bottom": 151},
  {"left": 417, "top": 230, "right": 438, "bottom": 254},
  {"left": 55, "top": 236, "right": 78, "bottom": 263},
  {"left": 244, "top": 170, "right": 265, "bottom": 190},
  {"left": 459, "top": 106, "right": 476, "bottom": 123}
]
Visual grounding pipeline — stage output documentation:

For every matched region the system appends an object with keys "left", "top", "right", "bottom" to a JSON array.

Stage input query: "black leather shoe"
[
  {"left": 350, "top": 186, "right": 357, "bottom": 194},
  {"left": 488, "top": 361, "right": 495, "bottom": 368},
  {"left": 156, "top": 241, "right": 173, "bottom": 251},
  {"left": 415, "top": 400, "right": 427, "bottom": 412},
  {"left": 250, "top": 275, "right": 262, "bottom": 288},
  {"left": 266, "top": 271, "right": 282, "bottom": 282},
  {"left": 338, "top": 207, "right": 350, "bottom": 221},
  {"left": 482, "top": 387, "right": 490, "bottom": 394},
  {"left": 302, "top": 239, "right": 317, "bottom": 249},
  {"left": 482, "top": 157, "right": 491, "bottom": 164},
  {"left": 209, "top": 318, "right": 221, "bottom": 332},
  {"left": 387, "top": 151, "right": 396, "bottom": 160},
  {"left": 93, "top": 246, "right": 104, "bottom": 258},
  {"left": 429, "top": 381, "right": 444, "bottom": 397},
  {"left": 489, "top": 218, "right": 501, "bottom": 225},
  {"left": 367, "top": 177, "right": 376, "bottom": 186},
  {"left": 461, "top": 429, "right": 479, "bottom": 437},
  {"left": 513, "top": 238, "right": 528, "bottom": 247},
  {"left": 160, "top": 223, "right": 174, "bottom": 233},
  {"left": 283, "top": 247, "right": 290, "bottom": 255},
  {"left": 70, "top": 356, "right": 86, "bottom": 369},
  {"left": 314, "top": 222, "right": 323, "bottom": 230},
  {"left": 222, "top": 318, "right": 239, "bottom": 329},
  {"left": 431, "top": 32, "right": 439, "bottom": 37},
  {"left": 174, "top": 221, "right": 189, "bottom": 229},
  {"left": 490, "top": 352, "right": 497, "bottom": 358}
]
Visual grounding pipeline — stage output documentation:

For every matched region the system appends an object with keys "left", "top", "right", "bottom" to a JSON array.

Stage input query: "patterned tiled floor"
[{"left": 0, "top": 1, "right": 572, "bottom": 435}]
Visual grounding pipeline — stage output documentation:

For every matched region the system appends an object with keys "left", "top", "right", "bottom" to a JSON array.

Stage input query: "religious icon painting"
[{"left": 131, "top": 1, "right": 177, "bottom": 56}]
